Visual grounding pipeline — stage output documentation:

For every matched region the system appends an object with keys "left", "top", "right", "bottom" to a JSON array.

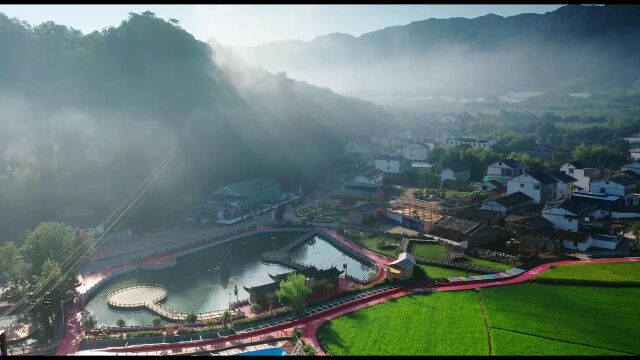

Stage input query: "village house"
[
  {"left": 484, "top": 159, "right": 528, "bottom": 185},
  {"left": 454, "top": 207, "right": 504, "bottom": 226},
  {"left": 481, "top": 191, "right": 534, "bottom": 214},
  {"left": 440, "top": 136, "right": 496, "bottom": 149},
  {"left": 557, "top": 230, "right": 623, "bottom": 252},
  {"left": 629, "top": 149, "right": 640, "bottom": 162},
  {"left": 423, "top": 138, "right": 437, "bottom": 151},
  {"left": 621, "top": 162, "right": 640, "bottom": 176},
  {"left": 411, "top": 162, "right": 434, "bottom": 174},
  {"left": 386, "top": 252, "right": 416, "bottom": 281},
  {"left": 402, "top": 143, "right": 429, "bottom": 161},
  {"left": 560, "top": 161, "right": 600, "bottom": 191},
  {"left": 506, "top": 171, "right": 558, "bottom": 205},
  {"left": 374, "top": 156, "right": 407, "bottom": 174},
  {"left": 479, "top": 179, "right": 507, "bottom": 194},
  {"left": 432, "top": 215, "right": 503, "bottom": 248},
  {"left": 331, "top": 182, "right": 385, "bottom": 205},
  {"left": 440, "top": 165, "right": 471, "bottom": 184},
  {"left": 205, "top": 177, "right": 282, "bottom": 222},
  {"left": 346, "top": 202, "right": 386, "bottom": 225},
  {"left": 504, "top": 213, "right": 555, "bottom": 253},
  {"left": 590, "top": 174, "right": 637, "bottom": 206},
  {"left": 542, "top": 198, "right": 586, "bottom": 232},
  {"left": 548, "top": 171, "right": 578, "bottom": 199},
  {"left": 354, "top": 168, "right": 384, "bottom": 185}
]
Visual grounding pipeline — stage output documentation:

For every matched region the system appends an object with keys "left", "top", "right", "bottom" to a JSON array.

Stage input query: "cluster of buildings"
[
  {"left": 340, "top": 154, "right": 639, "bottom": 254},
  {"left": 344, "top": 131, "right": 496, "bottom": 178}
]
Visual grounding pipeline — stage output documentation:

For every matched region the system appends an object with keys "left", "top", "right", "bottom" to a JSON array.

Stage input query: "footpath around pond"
[{"left": 63, "top": 225, "right": 640, "bottom": 356}]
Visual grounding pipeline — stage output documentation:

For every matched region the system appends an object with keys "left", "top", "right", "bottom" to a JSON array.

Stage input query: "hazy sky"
[{"left": 0, "top": 4, "right": 565, "bottom": 47}]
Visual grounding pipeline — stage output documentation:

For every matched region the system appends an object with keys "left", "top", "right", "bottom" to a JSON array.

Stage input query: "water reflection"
[{"left": 85, "top": 232, "right": 375, "bottom": 326}]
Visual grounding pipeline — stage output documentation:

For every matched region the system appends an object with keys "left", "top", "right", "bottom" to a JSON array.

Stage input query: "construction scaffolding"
[{"left": 387, "top": 197, "right": 445, "bottom": 223}]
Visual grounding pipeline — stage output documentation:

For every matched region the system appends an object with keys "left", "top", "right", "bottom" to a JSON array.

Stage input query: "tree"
[
  {"left": 303, "top": 343, "right": 316, "bottom": 356},
  {"left": 116, "top": 318, "right": 126, "bottom": 328},
  {"left": 221, "top": 310, "right": 231, "bottom": 327},
  {"left": 152, "top": 317, "right": 162, "bottom": 327},
  {"left": 275, "top": 204, "right": 286, "bottom": 223},
  {"left": 83, "top": 313, "right": 97, "bottom": 330},
  {"left": 630, "top": 221, "right": 640, "bottom": 252},
  {"left": 276, "top": 273, "right": 312, "bottom": 314},
  {"left": 292, "top": 327, "right": 302, "bottom": 340},
  {"left": 250, "top": 303, "right": 262, "bottom": 314},
  {"left": 186, "top": 312, "right": 197, "bottom": 324}
]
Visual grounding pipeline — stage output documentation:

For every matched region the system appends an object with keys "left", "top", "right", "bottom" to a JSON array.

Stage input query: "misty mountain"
[
  {"left": 231, "top": 5, "right": 640, "bottom": 100},
  {"left": 0, "top": 12, "right": 393, "bottom": 241}
]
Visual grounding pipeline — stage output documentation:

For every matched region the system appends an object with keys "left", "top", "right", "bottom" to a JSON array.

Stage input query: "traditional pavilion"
[{"left": 244, "top": 266, "right": 343, "bottom": 307}]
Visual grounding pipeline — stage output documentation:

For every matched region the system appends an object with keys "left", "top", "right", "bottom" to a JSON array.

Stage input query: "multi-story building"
[
  {"left": 506, "top": 171, "right": 558, "bottom": 205},
  {"left": 484, "top": 159, "right": 528, "bottom": 185},
  {"left": 560, "top": 161, "right": 600, "bottom": 191}
]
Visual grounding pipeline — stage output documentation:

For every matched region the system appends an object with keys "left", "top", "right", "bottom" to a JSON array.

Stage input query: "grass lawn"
[
  {"left": 317, "top": 292, "right": 488, "bottom": 356},
  {"left": 417, "top": 264, "right": 480, "bottom": 279},
  {"left": 535, "top": 262, "right": 640, "bottom": 284},
  {"left": 353, "top": 232, "right": 402, "bottom": 257},
  {"left": 318, "top": 282, "right": 640, "bottom": 355},
  {"left": 409, "top": 243, "right": 446, "bottom": 260}
]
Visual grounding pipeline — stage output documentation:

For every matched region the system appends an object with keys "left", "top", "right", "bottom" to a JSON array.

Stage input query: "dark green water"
[{"left": 85, "top": 232, "right": 375, "bottom": 326}]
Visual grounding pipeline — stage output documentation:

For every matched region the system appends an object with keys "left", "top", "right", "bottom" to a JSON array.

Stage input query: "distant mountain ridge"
[{"left": 231, "top": 5, "right": 640, "bottom": 99}]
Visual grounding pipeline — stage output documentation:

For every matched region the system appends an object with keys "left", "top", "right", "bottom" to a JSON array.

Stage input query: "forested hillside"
[{"left": 0, "top": 11, "right": 394, "bottom": 241}]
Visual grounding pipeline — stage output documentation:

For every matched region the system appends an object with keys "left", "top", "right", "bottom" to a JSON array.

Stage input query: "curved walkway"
[{"left": 89, "top": 256, "right": 640, "bottom": 355}]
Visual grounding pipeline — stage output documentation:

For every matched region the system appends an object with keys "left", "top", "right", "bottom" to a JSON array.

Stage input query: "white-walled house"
[
  {"left": 354, "top": 168, "right": 384, "bottom": 185},
  {"left": 506, "top": 171, "right": 558, "bottom": 205},
  {"left": 542, "top": 199, "right": 585, "bottom": 232},
  {"left": 589, "top": 175, "right": 636, "bottom": 206},
  {"left": 559, "top": 231, "right": 622, "bottom": 252},
  {"left": 440, "top": 137, "right": 496, "bottom": 149},
  {"left": 484, "top": 159, "right": 528, "bottom": 185},
  {"left": 481, "top": 191, "right": 534, "bottom": 214},
  {"left": 560, "top": 161, "right": 600, "bottom": 191},
  {"left": 441, "top": 166, "right": 471, "bottom": 184},
  {"left": 548, "top": 171, "right": 578, "bottom": 199},
  {"left": 374, "top": 156, "right": 405, "bottom": 174},
  {"left": 402, "top": 144, "right": 429, "bottom": 161}
]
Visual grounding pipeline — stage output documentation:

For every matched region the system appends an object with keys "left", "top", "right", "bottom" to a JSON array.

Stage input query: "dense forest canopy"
[{"left": 0, "top": 11, "right": 393, "bottom": 241}]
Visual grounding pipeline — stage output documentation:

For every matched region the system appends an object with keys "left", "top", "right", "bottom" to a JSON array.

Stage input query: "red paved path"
[{"left": 92, "top": 256, "right": 640, "bottom": 356}]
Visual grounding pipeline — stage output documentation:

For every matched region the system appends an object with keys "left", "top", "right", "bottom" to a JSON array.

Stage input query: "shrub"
[
  {"left": 152, "top": 317, "right": 162, "bottom": 327},
  {"left": 116, "top": 318, "right": 126, "bottom": 328}
]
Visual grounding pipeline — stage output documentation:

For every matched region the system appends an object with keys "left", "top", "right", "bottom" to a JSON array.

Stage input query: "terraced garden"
[{"left": 318, "top": 264, "right": 640, "bottom": 355}]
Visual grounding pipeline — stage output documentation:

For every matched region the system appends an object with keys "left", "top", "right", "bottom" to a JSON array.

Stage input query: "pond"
[{"left": 85, "top": 231, "right": 376, "bottom": 326}]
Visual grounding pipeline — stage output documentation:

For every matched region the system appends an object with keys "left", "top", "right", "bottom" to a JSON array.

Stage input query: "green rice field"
[
  {"left": 535, "top": 262, "right": 640, "bottom": 284},
  {"left": 318, "top": 282, "right": 640, "bottom": 355}
]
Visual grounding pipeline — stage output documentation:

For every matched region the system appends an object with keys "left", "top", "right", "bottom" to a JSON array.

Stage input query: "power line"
[{"left": 1, "top": 145, "right": 178, "bottom": 322}]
